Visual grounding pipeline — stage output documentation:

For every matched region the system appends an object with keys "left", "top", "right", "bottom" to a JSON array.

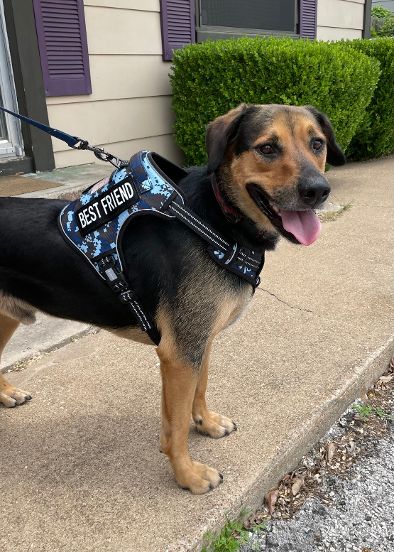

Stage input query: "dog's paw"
[
  {"left": 176, "top": 460, "right": 223, "bottom": 494},
  {"left": 193, "top": 411, "right": 237, "bottom": 439},
  {"left": 0, "top": 381, "right": 32, "bottom": 408}
]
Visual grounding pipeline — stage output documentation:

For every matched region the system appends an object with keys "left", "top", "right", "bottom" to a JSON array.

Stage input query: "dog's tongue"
[{"left": 279, "top": 209, "right": 321, "bottom": 245}]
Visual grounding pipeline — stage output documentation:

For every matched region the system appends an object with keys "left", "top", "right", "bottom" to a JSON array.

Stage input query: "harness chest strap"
[
  {"left": 59, "top": 150, "right": 264, "bottom": 345},
  {"left": 167, "top": 201, "right": 263, "bottom": 285},
  {"left": 96, "top": 255, "right": 157, "bottom": 335}
]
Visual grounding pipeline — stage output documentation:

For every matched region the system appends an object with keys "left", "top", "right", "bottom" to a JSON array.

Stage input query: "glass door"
[{"left": 0, "top": 0, "right": 24, "bottom": 157}]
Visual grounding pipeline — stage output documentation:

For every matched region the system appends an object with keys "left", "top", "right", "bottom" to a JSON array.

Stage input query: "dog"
[{"left": 0, "top": 104, "right": 345, "bottom": 494}]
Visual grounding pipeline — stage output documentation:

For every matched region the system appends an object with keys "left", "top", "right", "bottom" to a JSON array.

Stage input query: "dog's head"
[{"left": 206, "top": 104, "right": 345, "bottom": 246}]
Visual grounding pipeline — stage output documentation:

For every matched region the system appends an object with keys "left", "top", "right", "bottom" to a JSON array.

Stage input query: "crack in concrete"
[
  {"left": 352, "top": 204, "right": 392, "bottom": 208},
  {"left": 256, "top": 287, "right": 313, "bottom": 313}
]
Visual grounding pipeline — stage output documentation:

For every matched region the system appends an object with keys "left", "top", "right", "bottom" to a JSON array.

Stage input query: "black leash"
[{"left": 0, "top": 105, "right": 126, "bottom": 169}]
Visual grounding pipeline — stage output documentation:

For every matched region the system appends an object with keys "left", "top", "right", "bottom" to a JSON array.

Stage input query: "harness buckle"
[{"left": 98, "top": 255, "right": 128, "bottom": 292}]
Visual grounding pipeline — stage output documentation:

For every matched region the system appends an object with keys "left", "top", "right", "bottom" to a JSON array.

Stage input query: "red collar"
[{"left": 211, "top": 174, "right": 243, "bottom": 223}]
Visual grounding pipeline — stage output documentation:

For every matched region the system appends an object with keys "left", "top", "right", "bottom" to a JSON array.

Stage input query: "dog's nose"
[{"left": 298, "top": 178, "right": 330, "bottom": 208}]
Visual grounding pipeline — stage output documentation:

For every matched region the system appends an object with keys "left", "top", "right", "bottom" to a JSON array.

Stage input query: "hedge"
[
  {"left": 345, "top": 38, "right": 394, "bottom": 160},
  {"left": 170, "top": 37, "right": 381, "bottom": 166}
]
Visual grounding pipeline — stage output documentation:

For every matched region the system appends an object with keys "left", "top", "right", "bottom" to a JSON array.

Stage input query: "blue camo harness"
[
  {"left": 0, "top": 107, "right": 264, "bottom": 345},
  {"left": 58, "top": 150, "right": 265, "bottom": 344}
]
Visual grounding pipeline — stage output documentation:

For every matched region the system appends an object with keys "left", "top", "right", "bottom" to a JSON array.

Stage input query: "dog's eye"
[
  {"left": 311, "top": 138, "right": 324, "bottom": 152},
  {"left": 258, "top": 144, "right": 275, "bottom": 155}
]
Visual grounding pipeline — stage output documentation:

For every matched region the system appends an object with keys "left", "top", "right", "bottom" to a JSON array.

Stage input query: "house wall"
[
  {"left": 46, "top": 0, "right": 182, "bottom": 168},
  {"left": 317, "top": 0, "right": 366, "bottom": 40},
  {"left": 46, "top": 0, "right": 369, "bottom": 169}
]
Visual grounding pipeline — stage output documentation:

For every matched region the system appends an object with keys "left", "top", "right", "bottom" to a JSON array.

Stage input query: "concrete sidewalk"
[
  {"left": 1, "top": 313, "right": 89, "bottom": 370},
  {"left": 1, "top": 157, "right": 393, "bottom": 552},
  {"left": 22, "top": 163, "right": 110, "bottom": 199}
]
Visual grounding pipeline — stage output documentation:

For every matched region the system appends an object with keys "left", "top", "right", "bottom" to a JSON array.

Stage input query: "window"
[
  {"left": 197, "top": 0, "right": 299, "bottom": 41},
  {"left": 160, "top": 0, "right": 317, "bottom": 61}
]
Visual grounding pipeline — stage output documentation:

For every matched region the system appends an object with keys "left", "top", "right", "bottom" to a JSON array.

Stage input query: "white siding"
[
  {"left": 317, "top": 0, "right": 366, "bottom": 40},
  {"left": 46, "top": 1, "right": 182, "bottom": 168}
]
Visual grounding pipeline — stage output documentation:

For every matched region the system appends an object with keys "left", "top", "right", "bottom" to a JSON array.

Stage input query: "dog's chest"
[{"left": 218, "top": 286, "right": 254, "bottom": 333}]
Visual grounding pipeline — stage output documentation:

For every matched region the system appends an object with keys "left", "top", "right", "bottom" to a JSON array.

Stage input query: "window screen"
[{"left": 200, "top": 0, "right": 297, "bottom": 33}]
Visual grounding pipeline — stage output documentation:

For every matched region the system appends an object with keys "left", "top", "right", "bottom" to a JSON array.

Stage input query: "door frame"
[
  {"left": 0, "top": 0, "right": 24, "bottom": 158},
  {"left": 2, "top": 0, "right": 54, "bottom": 173}
]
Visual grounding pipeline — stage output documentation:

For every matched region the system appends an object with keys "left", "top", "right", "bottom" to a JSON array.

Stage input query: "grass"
[
  {"left": 373, "top": 406, "right": 391, "bottom": 419},
  {"left": 201, "top": 520, "right": 248, "bottom": 552},
  {"left": 353, "top": 402, "right": 391, "bottom": 421},
  {"left": 201, "top": 510, "right": 266, "bottom": 552}
]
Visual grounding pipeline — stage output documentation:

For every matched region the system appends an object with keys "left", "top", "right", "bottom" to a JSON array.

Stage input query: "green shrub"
[
  {"left": 170, "top": 37, "right": 380, "bottom": 166},
  {"left": 372, "top": 5, "right": 392, "bottom": 19},
  {"left": 345, "top": 38, "right": 394, "bottom": 160},
  {"left": 371, "top": 6, "right": 394, "bottom": 37}
]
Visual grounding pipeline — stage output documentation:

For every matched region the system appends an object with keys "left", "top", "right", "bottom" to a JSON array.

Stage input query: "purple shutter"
[
  {"left": 33, "top": 0, "right": 91, "bottom": 96},
  {"left": 299, "top": 0, "right": 317, "bottom": 39},
  {"left": 160, "top": 0, "right": 195, "bottom": 61}
]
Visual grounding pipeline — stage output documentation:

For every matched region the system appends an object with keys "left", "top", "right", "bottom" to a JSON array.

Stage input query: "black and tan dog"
[{"left": 0, "top": 104, "right": 345, "bottom": 494}]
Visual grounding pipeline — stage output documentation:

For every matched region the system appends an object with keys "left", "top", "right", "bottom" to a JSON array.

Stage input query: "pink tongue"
[{"left": 279, "top": 209, "right": 321, "bottom": 245}]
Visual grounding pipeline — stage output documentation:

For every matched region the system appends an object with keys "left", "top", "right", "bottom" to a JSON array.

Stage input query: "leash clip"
[{"left": 73, "top": 139, "right": 126, "bottom": 169}]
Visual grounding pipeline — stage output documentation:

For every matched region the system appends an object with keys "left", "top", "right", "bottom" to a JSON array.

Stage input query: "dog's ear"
[
  {"left": 206, "top": 104, "right": 249, "bottom": 173},
  {"left": 305, "top": 106, "right": 346, "bottom": 166}
]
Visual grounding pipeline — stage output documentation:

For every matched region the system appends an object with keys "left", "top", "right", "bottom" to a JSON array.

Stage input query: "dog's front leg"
[
  {"left": 157, "top": 341, "right": 223, "bottom": 494},
  {"left": 192, "top": 342, "right": 237, "bottom": 438}
]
